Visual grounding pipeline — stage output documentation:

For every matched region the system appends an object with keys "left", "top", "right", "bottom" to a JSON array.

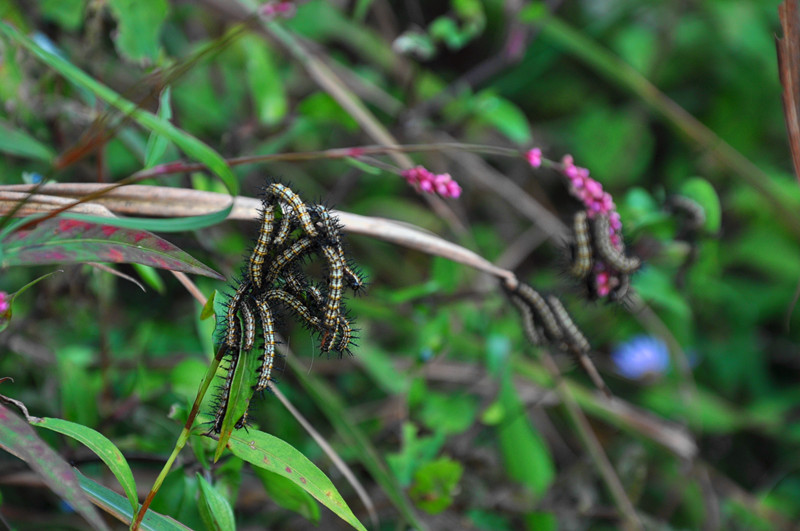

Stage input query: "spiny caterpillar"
[
  {"left": 506, "top": 282, "right": 611, "bottom": 397},
  {"left": 592, "top": 214, "right": 641, "bottom": 274},
  {"left": 569, "top": 211, "right": 593, "bottom": 279},
  {"left": 209, "top": 181, "right": 366, "bottom": 434}
]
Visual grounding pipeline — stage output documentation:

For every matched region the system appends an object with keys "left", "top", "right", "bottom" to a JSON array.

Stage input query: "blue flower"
[{"left": 611, "top": 335, "right": 670, "bottom": 380}]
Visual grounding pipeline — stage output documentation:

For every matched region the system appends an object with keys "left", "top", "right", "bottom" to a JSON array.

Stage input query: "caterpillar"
[
  {"left": 211, "top": 354, "right": 239, "bottom": 433},
  {"left": 569, "top": 211, "right": 592, "bottom": 279},
  {"left": 340, "top": 250, "right": 367, "bottom": 294},
  {"left": 668, "top": 195, "right": 706, "bottom": 232},
  {"left": 263, "top": 289, "right": 323, "bottom": 331},
  {"left": 264, "top": 238, "right": 314, "bottom": 285},
  {"left": 546, "top": 295, "right": 611, "bottom": 398},
  {"left": 270, "top": 205, "right": 295, "bottom": 248},
  {"left": 335, "top": 315, "right": 353, "bottom": 353},
  {"left": 592, "top": 215, "right": 641, "bottom": 274},
  {"left": 320, "top": 245, "right": 344, "bottom": 330},
  {"left": 226, "top": 281, "right": 249, "bottom": 348},
  {"left": 254, "top": 298, "right": 278, "bottom": 392},
  {"left": 610, "top": 273, "right": 631, "bottom": 303},
  {"left": 546, "top": 296, "right": 590, "bottom": 353},
  {"left": 509, "top": 294, "right": 543, "bottom": 346},
  {"left": 249, "top": 205, "right": 275, "bottom": 288},
  {"left": 264, "top": 183, "right": 318, "bottom": 238},
  {"left": 310, "top": 204, "right": 340, "bottom": 245},
  {"left": 514, "top": 283, "right": 563, "bottom": 342},
  {"left": 240, "top": 299, "right": 257, "bottom": 351}
]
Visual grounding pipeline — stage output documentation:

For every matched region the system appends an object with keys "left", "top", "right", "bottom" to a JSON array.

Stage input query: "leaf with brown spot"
[{"left": 228, "top": 429, "right": 366, "bottom": 531}]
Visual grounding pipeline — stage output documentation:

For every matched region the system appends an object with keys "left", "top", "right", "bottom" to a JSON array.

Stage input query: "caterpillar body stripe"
[
  {"left": 515, "top": 284, "right": 562, "bottom": 342},
  {"left": 255, "top": 298, "right": 278, "bottom": 392},
  {"left": 569, "top": 211, "right": 592, "bottom": 279},
  {"left": 310, "top": 204, "right": 340, "bottom": 245},
  {"left": 264, "top": 183, "right": 318, "bottom": 238},
  {"left": 263, "top": 289, "right": 322, "bottom": 330},
  {"left": 593, "top": 215, "right": 641, "bottom": 274},
  {"left": 211, "top": 354, "right": 240, "bottom": 433},
  {"left": 320, "top": 327, "right": 338, "bottom": 354},
  {"left": 510, "top": 294, "right": 543, "bottom": 346},
  {"left": 249, "top": 206, "right": 275, "bottom": 288},
  {"left": 320, "top": 245, "right": 344, "bottom": 329},
  {"left": 240, "top": 299, "right": 257, "bottom": 351},
  {"left": 546, "top": 296, "right": 590, "bottom": 353},
  {"left": 226, "top": 281, "right": 249, "bottom": 348},
  {"left": 265, "top": 238, "right": 314, "bottom": 284},
  {"left": 546, "top": 295, "right": 611, "bottom": 398},
  {"left": 335, "top": 315, "right": 353, "bottom": 353},
  {"left": 271, "top": 205, "right": 294, "bottom": 248}
]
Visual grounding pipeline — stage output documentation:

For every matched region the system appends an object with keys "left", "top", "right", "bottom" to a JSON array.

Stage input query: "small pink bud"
[
  {"left": 585, "top": 179, "right": 603, "bottom": 198},
  {"left": 526, "top": 148, "right": 543, "bottom": 168},
  {"left": 446, "top": 181, "right": 462, "bottom": 198},
  {"left": 419, "top": 180, "right": 434, "bottom": 192},
  {"left": 562, "top": 154, "right": 574, "bottom": 167}
]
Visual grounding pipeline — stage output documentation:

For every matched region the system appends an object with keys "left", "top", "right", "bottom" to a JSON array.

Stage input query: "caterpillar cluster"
[
  {"left": 210, "top": 182, "right": 367, "bottom": 433},
  {"left": 506, "top": 282, "right": 611, "bottom": 398},
  {"left": 568, "top": 211, "right": 641, "bottom": 303}
]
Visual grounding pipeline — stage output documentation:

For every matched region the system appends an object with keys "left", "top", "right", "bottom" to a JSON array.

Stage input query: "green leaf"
[
  {"left": 0, "top": 21, "right": 238, "bottom": 195},
  {"left": 472, "top": 91, "right": 532, "bottom": 145},
  {"left": 197, "top": 475, "right": 236, "bottom": 531},
  {"left": 496, "top": 373, "right": 554, "bottom": 497},
  {"left": 227, "top": 429, "right": 367, "bottom": 531},
  {"left": 0, "top": 216, "right": 224, "bottom": 279},
  {"left": 132, "top": 263, "right": 166, "bottom": 293},
  {"left": 0, "top": 119, "right": 56, "bottom": 161},
  {"left": 144, "top": 86, "right": 174, "bottom": 168},
  {"left": 418, "top": 392, "right": 478, "bottom": 435},
  {"left": 39, "top": 0, "right": 87, "bottom": 31},
  {"left": 75, "top": 469, "right": 191, "bottom": 530},
  {"left": 214, "top": 339, "right": 259, "bottom": 462},
  {"left": 33, "top": 417, "right": 139, "bottom": 516},
  {"left": 107, "top": 0, "right": 169, "bottom": 63},
  {"left": 200, "top": 291, "right": 218, "bottom": 320},
  {"left": 0, "top": 404, "right": 110, "bottom": 530},
  {"left": 242, "top": 36, "right": 288, "bottom": 126},
  {"left": 409, "top": 457, "right": 463, "bottom": 514},
  {"left": 253, "top": 467, "right": 321, "bottom": 523}
]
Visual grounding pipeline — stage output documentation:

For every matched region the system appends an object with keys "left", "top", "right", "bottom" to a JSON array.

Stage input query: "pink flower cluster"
[
  {"left": 259, "top": 1, "right": 296, "bottom": 18},
  {"left": 525, "top": 148, "right": 630, "bottom": 298},
  {"left": 0, "top": 292, "right": 9, "bottom": 314},
  {"left": 402, "top": 166, "right": 462, "bottom": 199}
]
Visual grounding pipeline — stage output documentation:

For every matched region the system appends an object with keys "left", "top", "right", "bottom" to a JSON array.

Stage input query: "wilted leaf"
[
  {"left": 0, "top": 403, "right": 109, "bottom": 530},
  {"left": 0, "top": 215, "right": 223, "bottom": 279}
]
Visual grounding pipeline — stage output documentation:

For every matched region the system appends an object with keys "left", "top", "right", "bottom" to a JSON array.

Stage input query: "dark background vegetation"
[{"left": 1, "top": 0, "right": 799, "bottom": 529}]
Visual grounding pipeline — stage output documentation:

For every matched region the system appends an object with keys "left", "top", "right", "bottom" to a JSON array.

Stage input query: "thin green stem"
[{"left": 130, "top": 345, "right": 226, "bottom": 530}]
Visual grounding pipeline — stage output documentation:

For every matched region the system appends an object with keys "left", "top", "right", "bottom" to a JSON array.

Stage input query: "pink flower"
[
  {"left": 0, "top": 292, "right": 9, "bottom": 313},
  {"left": 525, "top": 148, "right": 543, "bottom": 168},
  {"left": 260, "top": 1, "right": 296, "bottom": 18},
  {"left": 401, "top": 166, "right": 462, "bottom": 199}
]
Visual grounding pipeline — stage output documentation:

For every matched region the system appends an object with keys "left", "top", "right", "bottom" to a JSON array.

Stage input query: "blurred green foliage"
[{"left": 0, "top": 0, "right": 799, "bottom": 529}]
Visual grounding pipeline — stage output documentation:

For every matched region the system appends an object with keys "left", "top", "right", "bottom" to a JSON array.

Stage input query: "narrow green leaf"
[
  {"left": 75, "top": 469, "right": 191, "bottom": 530},
  {"left": 50, "top": 202, "right": 234, "bottom": 233},
  {"left": 1, "top": 215, "right": 224, "bottom": 280},
  {"left": 144, "top": 86, "right": 174, "bottom": 168},
  {"left": 0, "top": 21, "right": 239, "bottom": 195},
  {"left": 0, "top": 119, "right": 56, "bottom": 161},
  {"left": 0, "top": 404, "right": 110, "bottom": 530},
  {"left": 214, "top": 344, "right": 258, "bottom": 462},
  {"left": 200, "top": 291, "right": 218, "bottom": 320},
  {"left": 33, "top": 417, "right": 139, "bottom": 516},
  {"left": 497, "top": 373, "right": 554, "bottom": 497},
  {"left": 227, "top": 429, "right": 367, "bottom": 531},
  {"left": 197, "top": 475, "right": 236, "bottom": 531},
  {"left": 133, "top": 263, "right": 166, "bottom": 294}
]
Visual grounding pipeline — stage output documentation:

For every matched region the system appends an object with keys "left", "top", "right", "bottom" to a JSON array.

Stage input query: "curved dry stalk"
[{"left": 0, "top": 185, "right": 519, "bottom": 289}]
